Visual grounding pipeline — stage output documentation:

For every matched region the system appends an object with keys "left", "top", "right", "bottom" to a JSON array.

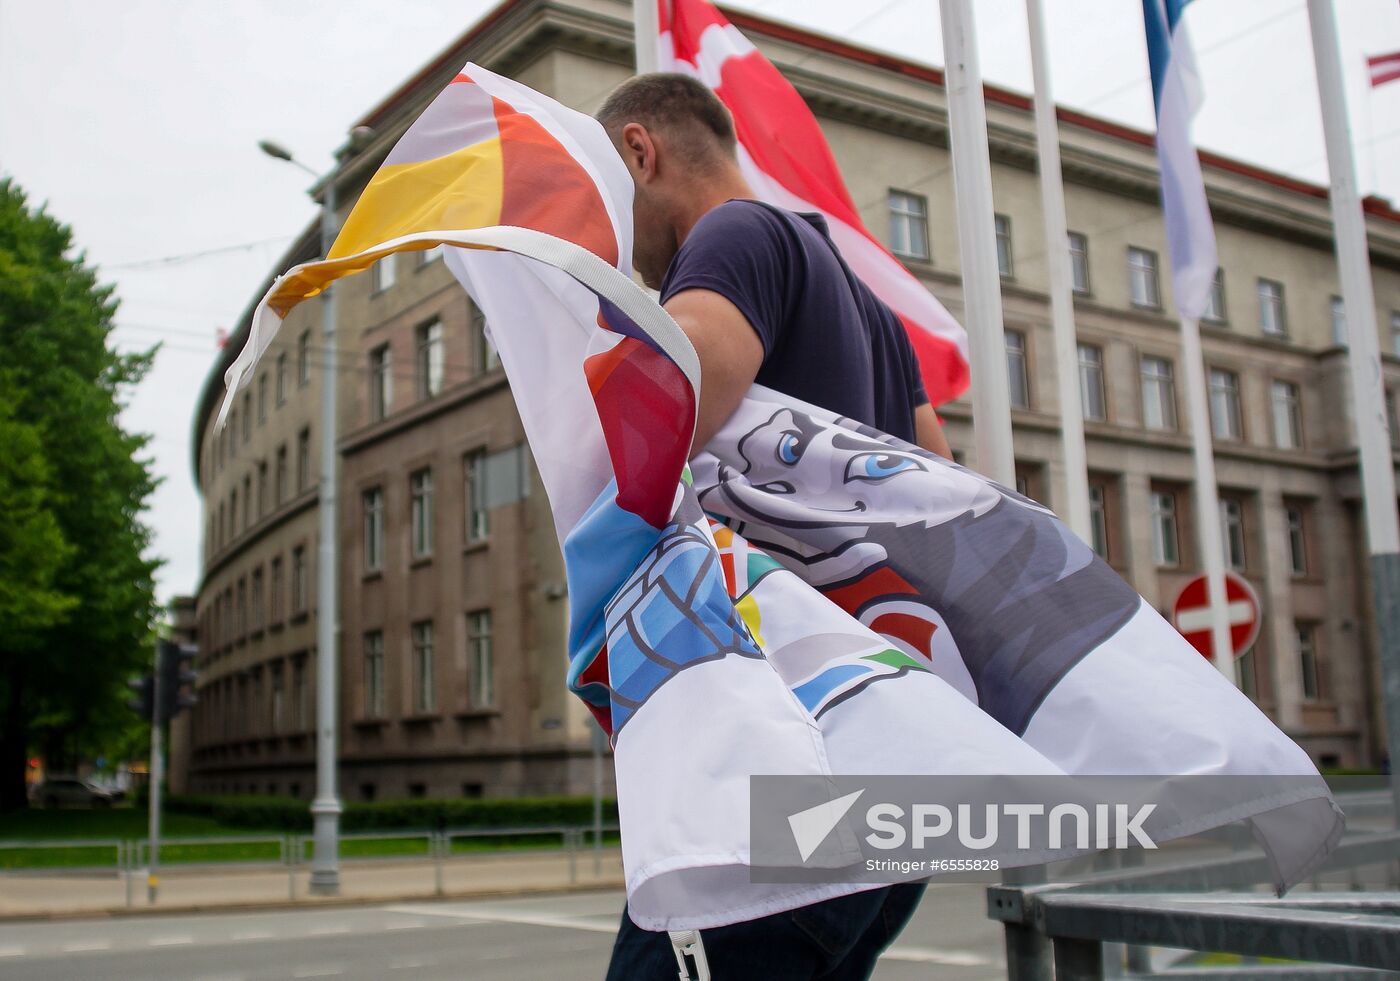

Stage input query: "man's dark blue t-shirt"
[{"left": 659, "top": 200, "right": 928, "bottom": 444}]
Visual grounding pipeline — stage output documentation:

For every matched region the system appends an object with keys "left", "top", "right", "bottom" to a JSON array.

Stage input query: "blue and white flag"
[{"left": 1144, "top": 0, "right": 1218, "bottom": 321}]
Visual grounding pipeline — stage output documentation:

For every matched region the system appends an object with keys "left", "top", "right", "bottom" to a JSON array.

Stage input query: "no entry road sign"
[{"left": 1172, "top": 571, "right": 1261, "bottom": 661}]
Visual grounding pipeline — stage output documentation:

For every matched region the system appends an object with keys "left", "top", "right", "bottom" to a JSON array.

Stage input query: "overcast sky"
[{"left": 0, "top": 0, "right": 1396, "bottom": 605}]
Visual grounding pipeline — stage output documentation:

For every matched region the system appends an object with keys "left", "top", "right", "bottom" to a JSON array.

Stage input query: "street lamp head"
[{"left": 258, "top": 139, "right": 294, "bottom": 162}]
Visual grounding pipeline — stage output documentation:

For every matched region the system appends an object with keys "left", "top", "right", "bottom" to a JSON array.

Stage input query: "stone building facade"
[{"left": 184, "top": 0, "right": 1400, "bottom": 800}]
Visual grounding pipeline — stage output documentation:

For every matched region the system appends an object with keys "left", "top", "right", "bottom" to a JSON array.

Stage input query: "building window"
[
  {"left": 230, "top": 488, "right": 239, "bottom": 535},
  {"left": 297, "top": 428, "right": 311, "bottom": 491},
  {"left": 291, "top": 657, "right": 306, "bottom": 728},
  {"left": 364, "top": 631, "right": 385, "bottom": 717},
  {"left": 298, "top": 331, "right": 311, "bottom": 386},
  {"left": 412, "top": 621, "right": 435, "bottom": 713},
  {"left": 1297, "top": 624, "right": 1319, "bottom": 700},
  {"left": 236, "top": 578, "right": 247, "bottom": 638},
  {"left": 1327, "top": 294, "right": 1348, "bottom": 346},
  {"left": 465, "top": 450, "right": 488, "bottom": 542},
  {"left": 1067, "top": 231, "right": 1090, "bottom": 295},
  {"left": 270, "top": 662, "right": 284, "bottom": 733},
  {"left": 1208, "top": 368, "right": 1242, "bottom": 440},
  {"left": 1140, "top": 356, "right": 1177, "bottom": 431},
  {"left": 251, "top": 568, "right": 265, "bottom": 631},
  {"left": 1270, "top": 380, "right": 1302, "bottom": 449},
  {"left": 270, "top": 557, "right": 283, "bottom": 623},
  {"left": 1006, "top": 329, "right": 1030, "bottom": 410},
  {"left": 1286, "top": 505, "right": 1308, "bottom": 576},
  {"left": 994, "top": 214, "right": 1013, "bottom": 278},
  {"left": 469, "top": 610, "right": 494, "bottom": 708},
  {"left": 257, "top": 374, "right": 268, "bottom": 423},
  {"left": 410, "top": 468, "right": 434, "bottom": 558},
  {"left": 369, "top": 344, "right": 392, "bottom": 421},
  {"left": 1150, "top": 490, "right": 1179, "bottom": 567},
  {"left": 888, "top": 190, "right": 929, "bottom": 261},
  {"left": 415, "top": 320, "right": 444, "bottom": 399},
  {"left": 1257, "top": 278, "right": 1286, "bottom": 336},
  {"left": 257, "top": 460, "right": 268, "bottom": 516},
  {"left": 275, "top": 445, "right": 288, "bottom": 504},
  {"left": 243, "top": 474, "right": 252, "bottom": 528},
  {"left": 470, "top": 304, "right": 498, "bottom": 375},
  {"left": 1127, "top": 247, "right": 1160, "bottom": 309},
  {"left": 1238, "top": 647, "right": 1258, "bottom": 701},
  {"left": 1077, "top": 343, "right": 1106, "bottom": 422},
  {"left": 371, "top": 253, "right": 397, "bottom": 293},
  {"left": 1219, "top": 498, "right": 1246, "bottom": 571},
  {"left": 1088, "top": 483, "right": 1109, "bottom": 559},
  {"left": 1203, "top": 268, "right": 1226, "bottom": 323},
  {"left": 276, "top": 352, "right": 288, "bottom": 405},
  {"left": 242, "top": 393, "right": 252, "bottom": 442},
  {"left": 291, "top": 546, "right": 307, "bottom": 614},
  {"left": 363, "top": 487, "right": 384, "bottom": 572}
]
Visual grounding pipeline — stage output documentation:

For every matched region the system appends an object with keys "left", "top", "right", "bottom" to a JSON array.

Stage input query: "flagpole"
[
  {"left": 1308, "top": 0, "right": 1400, "bottom": 811},
  {"left": 1024, "top": 0, "right": 1091, "bottom": 541},
  {"left": 1179, "top": 315, "right": 1235, "bottom": 684},
  {"left": 634, "top": 0, "right": 660, "bottom": 74},
  {"left": 939, "top": 0, "right": 1016, "bottom": 485}
]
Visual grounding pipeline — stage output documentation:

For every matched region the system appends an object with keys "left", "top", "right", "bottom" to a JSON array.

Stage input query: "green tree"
[{"left": 0, "top": 177, "right": 160, "bottom": 810}]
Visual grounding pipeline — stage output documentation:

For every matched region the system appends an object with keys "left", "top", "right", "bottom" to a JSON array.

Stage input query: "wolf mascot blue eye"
[
  {"left": 845, "top": 451, "right": 925, "bottom": 482},
  {"left": 777, "top": 431, "right": 803, "bottom": 465}
]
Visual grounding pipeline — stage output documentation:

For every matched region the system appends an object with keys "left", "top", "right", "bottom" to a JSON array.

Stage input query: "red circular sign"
[{"left": 1172, "top": 571, "right": 1261, "bottom": 661}]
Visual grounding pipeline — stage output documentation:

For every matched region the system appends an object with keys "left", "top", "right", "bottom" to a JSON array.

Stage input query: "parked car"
[{"left": 29, "top": 777, "right": 119, "bottom": 809}]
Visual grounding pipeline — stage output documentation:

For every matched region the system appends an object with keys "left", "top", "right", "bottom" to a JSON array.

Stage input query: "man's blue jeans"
[{"left": 604, "top": 883, "right": 926, "bottom": 979}]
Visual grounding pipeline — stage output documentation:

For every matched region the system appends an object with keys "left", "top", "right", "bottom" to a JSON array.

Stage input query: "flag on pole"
[
  {"left": 1142, "top": 0, "right": 1218, "bottom": 320},
  {"left": 655, "top": 0, "right": 970, "bottom": 408},
  {"left": 219, "top": 61, "right": 1339, "bottom": 933},
  {"left": 1370, "top": 51, "right": 1400, "bottom": 87}
]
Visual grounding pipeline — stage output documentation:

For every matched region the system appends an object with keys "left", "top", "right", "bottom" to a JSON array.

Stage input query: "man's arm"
[
  {"left": 913, "top": 403, "right": 952, "bottom": 459},
  {"left": 663, "top": 287, "right": 765, "bottom": 457}
]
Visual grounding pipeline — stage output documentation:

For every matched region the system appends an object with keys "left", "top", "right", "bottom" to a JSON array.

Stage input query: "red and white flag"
[
  {"left": 655, "top": 0, "right": 970, "bottom": 408},
  {"left": 1370, "top": 51, "right": 1400, "bottom": 87}
]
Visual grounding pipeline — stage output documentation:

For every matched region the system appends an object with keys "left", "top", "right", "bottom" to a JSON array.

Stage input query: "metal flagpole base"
[{"left": 308, "top": 796, "right": 343, "bottom": 895}]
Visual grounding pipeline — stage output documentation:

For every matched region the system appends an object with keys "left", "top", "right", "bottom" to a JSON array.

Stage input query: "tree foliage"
[{"left": 0, "top": 177, "right": 160, "bottom": 810}]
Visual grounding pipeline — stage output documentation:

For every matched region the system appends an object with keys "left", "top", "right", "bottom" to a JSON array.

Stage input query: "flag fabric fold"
[
  {"left": 219, "top": 61, "right": 1340, "bottom": 933},
  {"left": 656, "top": 0, "right": 970, "bottom": 408},
  {"left": 1143, "top": 0, "right": 1218, "bottom": 320}
]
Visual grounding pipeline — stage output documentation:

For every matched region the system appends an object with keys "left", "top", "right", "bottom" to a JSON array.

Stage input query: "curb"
[{"left": 0, "top": 875, "right": 627, "bottom": 923}]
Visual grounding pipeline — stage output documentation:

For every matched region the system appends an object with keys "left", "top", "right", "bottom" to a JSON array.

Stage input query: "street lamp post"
[{"left": 260, "top": 139, "right": 343, "bottom": 895}]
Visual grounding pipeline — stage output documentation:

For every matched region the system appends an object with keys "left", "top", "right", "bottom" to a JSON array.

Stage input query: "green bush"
[{"left": 162, "top": 793, "right": 618, "bottom": 833}]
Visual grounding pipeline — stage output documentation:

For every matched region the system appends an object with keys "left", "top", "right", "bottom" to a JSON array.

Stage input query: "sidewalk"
[{"left": 0, "top": 848, "right": 626, "bottom": 921}]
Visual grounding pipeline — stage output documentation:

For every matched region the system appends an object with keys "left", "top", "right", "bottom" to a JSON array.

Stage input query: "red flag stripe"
[{"left": 1369, "top": 51, "right": 1400, "bottom": 87}]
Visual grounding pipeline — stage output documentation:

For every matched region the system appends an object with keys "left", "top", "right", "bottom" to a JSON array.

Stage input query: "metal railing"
[
  {"left": 988, "top": 830, "right": 1400, "bottom": 980},
  {"left": 0, "top": 824, "right": 620, "bottom": 908}
]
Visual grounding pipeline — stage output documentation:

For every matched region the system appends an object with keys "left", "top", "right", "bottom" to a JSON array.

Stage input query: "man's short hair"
[{"left": 596, "top": 73, "right": 737, "bottom": 168}]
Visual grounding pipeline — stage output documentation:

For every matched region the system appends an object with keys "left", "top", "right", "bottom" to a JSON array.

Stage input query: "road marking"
[
  {"left": 62, "top": 941, "right": 112, "bottom": 952},
  {"left": 308, "top": 925, "right": 350, "bottom": 936},
  {"left": 881, "top": 944, "right": 992, "bottom": 966},
  {"left": 292, "top": 968, "right": 342, "bottom": 978},
  {"left": 384, "top": 921, "right": 425, "bottom": 931},
  {"left": 0, "top": 947, "right": 24, "bottom": 957},
  {"left": 149, "top": 935, "right": 194, "bottom": 947},
  {"left": 389, "top": 957, "right": 435, "bottom": 970},
  {"left": 232, "top": 930, "right": 272, "bottom": 941},
  {"left": 385, "top": 904, "right": 618, "bottom": 935}
]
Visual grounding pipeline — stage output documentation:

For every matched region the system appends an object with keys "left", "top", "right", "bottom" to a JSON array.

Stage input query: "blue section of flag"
[{"left": 1141, "top": 0, "right": 1216, "bottom": 321}]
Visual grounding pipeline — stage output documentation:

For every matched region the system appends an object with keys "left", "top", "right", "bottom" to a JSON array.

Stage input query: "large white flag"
[{"left": 219, "top": 61, "right": 1341, "bottom": 933}]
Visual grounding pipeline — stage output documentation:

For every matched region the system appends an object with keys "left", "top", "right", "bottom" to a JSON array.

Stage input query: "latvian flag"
[
  {"left": 1370, "top": 51, "right": 1400, "bottom": 87},
  {"left": 655, "top": 0, "right": 971, "bottom": 409}
]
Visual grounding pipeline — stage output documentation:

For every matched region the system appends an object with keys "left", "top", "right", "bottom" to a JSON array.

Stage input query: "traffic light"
[
  {"left": 128, "top": 674, "right": 155, "bottom": 721},
  {"left": 157, "top": 640, "right": 199, "bottom": 722}
]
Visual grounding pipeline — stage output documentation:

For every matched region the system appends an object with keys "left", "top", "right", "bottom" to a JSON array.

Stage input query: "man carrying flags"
[{"left": 595, "top": 71, "right": 941, "bottom": 981}]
